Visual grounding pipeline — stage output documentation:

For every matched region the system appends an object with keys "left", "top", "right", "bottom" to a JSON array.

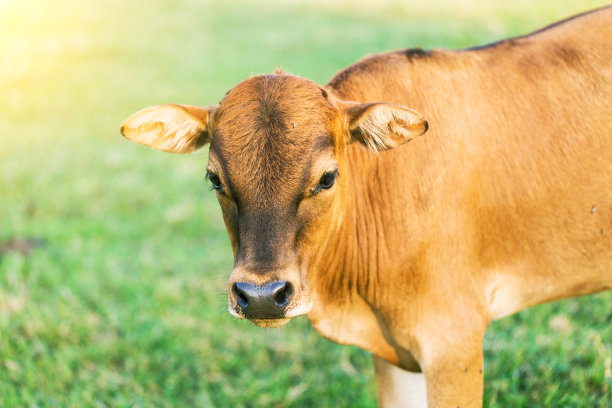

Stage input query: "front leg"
[
  {"left": 421, "top": 341, "right": 485, "bottom": 408},
  {"left": 373, "top": 355, "right": 427, "bottom": 408}
]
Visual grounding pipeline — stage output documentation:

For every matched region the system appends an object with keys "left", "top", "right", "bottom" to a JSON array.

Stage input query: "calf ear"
[
  {"left": 120, "top": 104, "right": 217, "bottom": 153},
  {"left": 343, "top": 102, "right": 428, "bottom": 151}
]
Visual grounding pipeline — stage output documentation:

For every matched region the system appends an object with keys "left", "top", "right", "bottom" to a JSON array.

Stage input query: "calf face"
[{"left": 121, "top": 73, "right": 427, "bottom": 327}]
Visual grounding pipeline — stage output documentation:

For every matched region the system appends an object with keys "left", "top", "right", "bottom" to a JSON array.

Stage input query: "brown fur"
[{"left": 121, "top": 7, "right": 612, "bottom": 407}]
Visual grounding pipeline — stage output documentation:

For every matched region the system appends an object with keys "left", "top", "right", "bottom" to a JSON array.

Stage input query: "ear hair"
[
  {"left": 345, "top": 102, "right": 428, "bottom": 151},
  {"left": 120, "top": 104, "right": 217, "bottom": 154}
]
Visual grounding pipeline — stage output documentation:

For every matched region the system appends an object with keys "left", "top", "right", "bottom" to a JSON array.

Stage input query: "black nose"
[{"left": 232, "top": 281, "right": 294, "bottom": 319}]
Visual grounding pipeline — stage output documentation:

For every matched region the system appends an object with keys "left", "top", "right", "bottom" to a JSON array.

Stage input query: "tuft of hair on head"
[{"left": 274, "top": 67, "right": 285, "bottom": 75}]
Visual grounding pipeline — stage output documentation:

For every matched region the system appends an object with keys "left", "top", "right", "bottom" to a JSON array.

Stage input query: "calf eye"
[
  {"left": 206, "top": 172, "right": 222, "bottom": 190},
  {"left": 318, "top": 170, "right": 338, "bottom": 189}
]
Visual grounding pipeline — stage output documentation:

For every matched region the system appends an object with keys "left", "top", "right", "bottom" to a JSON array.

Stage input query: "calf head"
[{"left": 121, "top": 74, "right": 427, "bottom": 327}]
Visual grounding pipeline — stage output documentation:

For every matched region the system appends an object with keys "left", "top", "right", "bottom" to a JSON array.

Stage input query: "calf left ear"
[
  {"left": 120, "top": 104, "right": 217, "bottom": 153},
  {"left": 343, "top": 102, "right": 428, "bottom": 151}
]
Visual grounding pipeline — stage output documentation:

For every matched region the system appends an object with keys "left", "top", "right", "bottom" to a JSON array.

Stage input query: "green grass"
[{"left": 1, "top": 0, "right": 610, "bottom": 406}]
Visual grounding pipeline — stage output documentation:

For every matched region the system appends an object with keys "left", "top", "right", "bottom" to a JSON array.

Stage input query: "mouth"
[
  {"left": 228, "top": 299, "right": 313, "bottom": 328},
  {"left": 227, "top": 307, "right": 292, "bottom": 327},
  {"left": 249, "top": 318, "right": 292, "bottom": 328}
]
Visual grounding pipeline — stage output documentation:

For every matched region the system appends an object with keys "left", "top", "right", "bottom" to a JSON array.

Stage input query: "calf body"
[{"left": 121, "top": 7, "right": 612, "bottom": 407}]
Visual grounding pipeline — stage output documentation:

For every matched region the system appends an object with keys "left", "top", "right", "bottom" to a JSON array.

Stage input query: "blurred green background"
[{"left": 1, "top": 0, "right": 610, "bottom": 406}]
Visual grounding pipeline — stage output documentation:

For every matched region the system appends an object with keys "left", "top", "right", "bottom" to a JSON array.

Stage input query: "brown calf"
[{"left": 121, "top": 7, "right": 612, "bottom": 407}]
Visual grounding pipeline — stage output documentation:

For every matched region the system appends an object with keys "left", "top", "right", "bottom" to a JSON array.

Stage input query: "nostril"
[
  {"left": 232, "top": 283, "right": 249, "bottom": 309},
  {"left": 274, "top": 282, "right": 293, "bottom": 308},
  {"left": 274, "top": 291, "right": 288, "bottom": 307},
  {"left": 237, "top": 292, "right": 248, "bottom": 308}
]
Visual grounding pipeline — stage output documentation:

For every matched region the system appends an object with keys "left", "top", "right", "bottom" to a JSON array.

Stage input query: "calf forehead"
[{"left": 211, "top": 74, "right": 336, "bottom": 205}]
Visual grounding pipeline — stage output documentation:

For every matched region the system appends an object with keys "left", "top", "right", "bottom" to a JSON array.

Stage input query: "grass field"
[{"left": 1, "top": 0, "right": 611, "bottom": 406}]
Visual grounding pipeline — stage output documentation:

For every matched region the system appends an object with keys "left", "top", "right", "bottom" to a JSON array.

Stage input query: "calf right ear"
[
  {"left": 342, "top": 101, "right": 428, "bottom": 151},
  {"left": 120, "top": 104, "right": 217, "bottom": 153}
]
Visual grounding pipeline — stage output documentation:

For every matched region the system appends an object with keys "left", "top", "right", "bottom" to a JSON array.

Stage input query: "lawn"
[{"left": 0, "top": 0, "right": 610, "bottom": 406}]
